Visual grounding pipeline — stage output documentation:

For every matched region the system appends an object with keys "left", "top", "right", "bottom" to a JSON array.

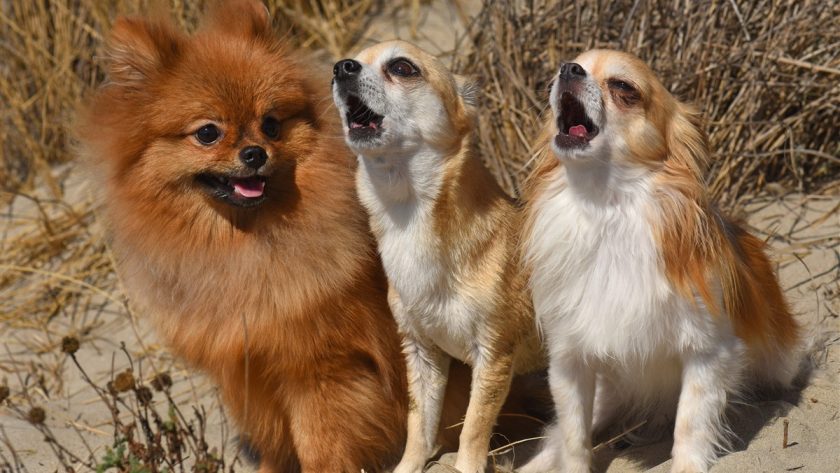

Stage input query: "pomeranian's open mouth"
[
  {"left": 345, "top": 95, "right": 384, "bottom": 140},
  {"left": 555, "top": 92, "right": 600, "bottom": 149},
  {"left": 196, "top": 173, "right": 267, "bottom": 208}
]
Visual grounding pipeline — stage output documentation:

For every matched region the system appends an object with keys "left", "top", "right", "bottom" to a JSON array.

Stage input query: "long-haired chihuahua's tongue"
[
  {"left": 231, "top": 177, "right": 265, "bottom": 198},
  {"left": 568, "top": 125, "right": 588, "bottom": 138}
]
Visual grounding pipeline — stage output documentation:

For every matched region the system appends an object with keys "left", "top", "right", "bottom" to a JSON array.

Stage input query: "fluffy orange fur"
[
  {"left": 656, "top": 101, "right": 799, "bottom": 356},
  {"left": 76, "top": 2, "right": 409, "bottom": 471}
]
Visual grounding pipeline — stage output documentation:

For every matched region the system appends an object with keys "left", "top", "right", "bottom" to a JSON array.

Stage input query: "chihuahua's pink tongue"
[
  {"left": 569, "top": 125, "right": 588, "bottom": 138},
  {"left": 232, "top": 177, "right": 265, "bottom": 198}
]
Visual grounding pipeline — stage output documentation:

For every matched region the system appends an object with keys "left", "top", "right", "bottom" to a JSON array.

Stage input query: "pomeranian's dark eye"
[
  {"left": 195, "top": 124, "right": 221, "bottom": 145},
  {"left": 388, "top": 58, "right": 419, "bottom": 77},
  {"left": 261, "top": 116, "right": 281, "bottom": 140}
]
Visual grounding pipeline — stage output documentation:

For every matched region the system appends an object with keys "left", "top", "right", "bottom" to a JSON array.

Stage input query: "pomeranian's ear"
[
  {"left": 104, "top": 16, "right": 182, "bottom": 87},
  {"left": 201, "top": 0, "right": 271, "bottom": 38}
]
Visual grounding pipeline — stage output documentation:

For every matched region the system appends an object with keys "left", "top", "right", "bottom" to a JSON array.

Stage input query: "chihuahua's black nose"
[
  {"left": 559, "top": 62, "right": 586, "bottom": 80},
  {"left": 333, "top": 59, "right": 361, "bottom": 81},
  {"left": 240, "top": 146, "right": 267, "bottom": 169}
]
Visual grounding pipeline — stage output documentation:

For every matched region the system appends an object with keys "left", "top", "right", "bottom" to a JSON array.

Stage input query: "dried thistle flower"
[
  {"left": 61, "top": 336, "right": 80, "bottom": 354},
  {"left": 27, "top": 406, "right": 46, "bottom": 425},
  {"left": 112, "top": 370, "right": 135, "bottom": 393},
  {"left": 151, "top": 372, "right": 172, "bottom": 392},
  {"left": 135, "top": 386, "right": 153, "bottom": 406}
]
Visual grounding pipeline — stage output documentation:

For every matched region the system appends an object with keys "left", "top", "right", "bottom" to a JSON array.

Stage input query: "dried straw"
[{"left": 454, "top": 0, "right": 839, "bottom": 205}]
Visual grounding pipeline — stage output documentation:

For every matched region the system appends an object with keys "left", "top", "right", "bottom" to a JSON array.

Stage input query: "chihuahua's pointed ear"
[
  {"left": 455, "top": 75, "right": 479, "bottom": 109},
  {"left": 202, "top": 0, "right": 271, "bottom": 38},
  {"left": 104, "top": 16, "right": 182, "bottom": 87}
]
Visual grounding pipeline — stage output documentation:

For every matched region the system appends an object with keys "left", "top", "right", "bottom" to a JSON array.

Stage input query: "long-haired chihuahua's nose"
[
  {"left": 240, "top": 146, "right": 267, "bottom": 169},
  {"left": 333, "top": 59, "right": 361, "bottom": 80},
  {"left": 559, "top": 62, "right": 586, "bottom": 80}
]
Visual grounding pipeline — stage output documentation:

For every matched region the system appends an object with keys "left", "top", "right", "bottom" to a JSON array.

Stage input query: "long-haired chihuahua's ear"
[
  {"left": 455, "top": 75, "right": 479, "bottom": 110},
  {"left": 666, "top": 101, "right": 711, "bottom": 181},
  {"left": 104, "top": 16, "right": 182, "bottom": 88},
  {"left": 201, "top": 0, "right": 271, "bottom": 38}
]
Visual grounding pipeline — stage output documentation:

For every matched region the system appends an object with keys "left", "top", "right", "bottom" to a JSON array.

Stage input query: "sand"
[
  {"left": 2, "top": 153, "right": 837, "bottom": 473},
  {"left": 1, "top": 2, "right": 838, "bottom": 472}
]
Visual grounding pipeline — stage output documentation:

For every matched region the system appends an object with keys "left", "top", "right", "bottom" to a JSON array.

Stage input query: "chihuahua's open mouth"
[
  {"left": 196, "top": 173, "right": 267, "bottom": 208},
  {"left": 345, "top": 95, "right": 384, "bottom": 140},
  {"left": 555, "top": 92, "right": 599, "bottom": 149}
]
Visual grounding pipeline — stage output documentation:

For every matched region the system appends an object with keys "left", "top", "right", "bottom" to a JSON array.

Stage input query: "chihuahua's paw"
[
  {"left": 453, "top": 457, "right": 487, "bottom": 473},
  {"left": 392, "top": 458, "right": 427, "bottom": 473},
  {"left": 516, "top": 447, "right": 556, "bottom": 473},
  {"left": 671, "top": 443, "right": 714, "bottom": 473},
  {"left": 670, "top": 454, "right": 710, "bottom": 473}
]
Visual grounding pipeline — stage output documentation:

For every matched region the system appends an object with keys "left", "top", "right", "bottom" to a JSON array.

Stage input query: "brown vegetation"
[
  {"left": 1, "top": 0, "right": 837, "bottom": 471},
  {"left": 454, "top": 0, "right": 839, "bottom": 204}
]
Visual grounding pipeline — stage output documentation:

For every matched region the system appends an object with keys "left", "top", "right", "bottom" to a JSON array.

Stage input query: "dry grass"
[
  {"left": 0, "top": 0, "right": 838, "bottom": 471},
  {"left": 0, "top": 0, "right": 384, "bottom": 196},
  {"left": 454, "top": 0, "right": 840, "bottom": 205}
]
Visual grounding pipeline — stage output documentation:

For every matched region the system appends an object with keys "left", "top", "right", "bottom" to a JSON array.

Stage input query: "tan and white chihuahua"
[
  {"left": 332, "top": 41, "right": 544, "bottom": 473},
  {"left": 520, "top": 50, "right": 801, "bottom": 473}
]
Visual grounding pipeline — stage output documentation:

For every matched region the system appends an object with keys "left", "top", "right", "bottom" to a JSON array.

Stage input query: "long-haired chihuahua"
[
  {"left": 332, "top": 41, "right": 545, "bottom": 473},
  {"left": 520, "top": 50, "right": 801, "bottom": 473}
]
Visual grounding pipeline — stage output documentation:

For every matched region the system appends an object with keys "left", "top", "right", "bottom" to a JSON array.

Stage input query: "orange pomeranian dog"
[
  {"left": 520, "top": 50, "right": 801, "bottom": 473},
  {"left": 76, "top": 1, "right": 409, "bottom": 471}
]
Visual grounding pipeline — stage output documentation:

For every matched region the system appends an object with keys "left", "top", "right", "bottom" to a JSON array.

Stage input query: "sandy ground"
[
  {"left": 2, "top": 2, "right": 838, "bottom": 472},
  {"left": 3, "top": 179, "right": 837, "bottom": 473}
]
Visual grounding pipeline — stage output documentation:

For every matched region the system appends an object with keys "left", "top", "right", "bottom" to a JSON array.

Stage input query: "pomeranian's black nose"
[
  {"left": 559, "top": 62, "right": 586, "bottom": 80},
  {"left": 240, "top": 146, "right": 267, "bottom": 169},
  {"left": 333, "top": 59, "right": 361, "bottom": 81}
]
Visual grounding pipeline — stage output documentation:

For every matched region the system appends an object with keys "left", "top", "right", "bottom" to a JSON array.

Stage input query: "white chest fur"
[
  {"left": 525, "top": 166, "right": 725, "bottom": 365},
  {"left": 356, "top": 153, "right": 484, "bottom": 362}
]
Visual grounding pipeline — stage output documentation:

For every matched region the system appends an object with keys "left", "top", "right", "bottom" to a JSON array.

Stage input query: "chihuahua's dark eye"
[
  {"left": 195, "top": 124, "right": 221, "bottom": 145},
  {"left": 608, "top": 79, "right": 635, "bottom": 92},
  {"left": 607, "top": 79, "right": 641, "bottom": 105},
  {"left": 388, "top": 58, "right": 419, "bottom": 77},
  {"left": 261, "top": 116, "right": 281, "bottom": 140}
]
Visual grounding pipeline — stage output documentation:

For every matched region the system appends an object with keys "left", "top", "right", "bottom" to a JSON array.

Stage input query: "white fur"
[
  {"left": 357, "top": 150, "right": 492, "bottom": 364},
  {"left": 520, "top": 58, "right": 749, "bottom": 473}
]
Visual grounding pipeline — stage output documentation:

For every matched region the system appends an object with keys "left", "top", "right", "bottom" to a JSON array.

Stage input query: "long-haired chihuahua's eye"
[
  {"left": 607, "top": 79, "right": 641, "bottom": 104},
  {"left": 195, "top": 124, "right": 221, "bottom": 145},
  {"left": 261, "top": 116, "right": 281, "bottom": 140},
  {"left": 387, "top": 58, "right": 420, "bottom": 77}
]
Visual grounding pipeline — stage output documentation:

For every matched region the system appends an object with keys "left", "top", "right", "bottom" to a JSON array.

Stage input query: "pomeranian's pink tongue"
[
  {"left": 569, "top": 125, "right": 588, "bottom": 138},
  {"left": 231, "top": 177, "right": 265, "bottom": 198}
]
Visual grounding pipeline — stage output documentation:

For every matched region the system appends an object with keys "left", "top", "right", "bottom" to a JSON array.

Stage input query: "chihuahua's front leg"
[
  {"left": 454, "top": 351, "right": 515, "bottom": 473},
  {"left": 548, "top": 355, "right": 595, "bottom": 473},
  {"left": 670, "top": 337, "right": 743, "bottom": 473},
  {"left": 390, "top": 288, "right": 452, "bottom": 473},
  {"left": 394, "top": 336, "right": 451, "bottom": 473}
]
